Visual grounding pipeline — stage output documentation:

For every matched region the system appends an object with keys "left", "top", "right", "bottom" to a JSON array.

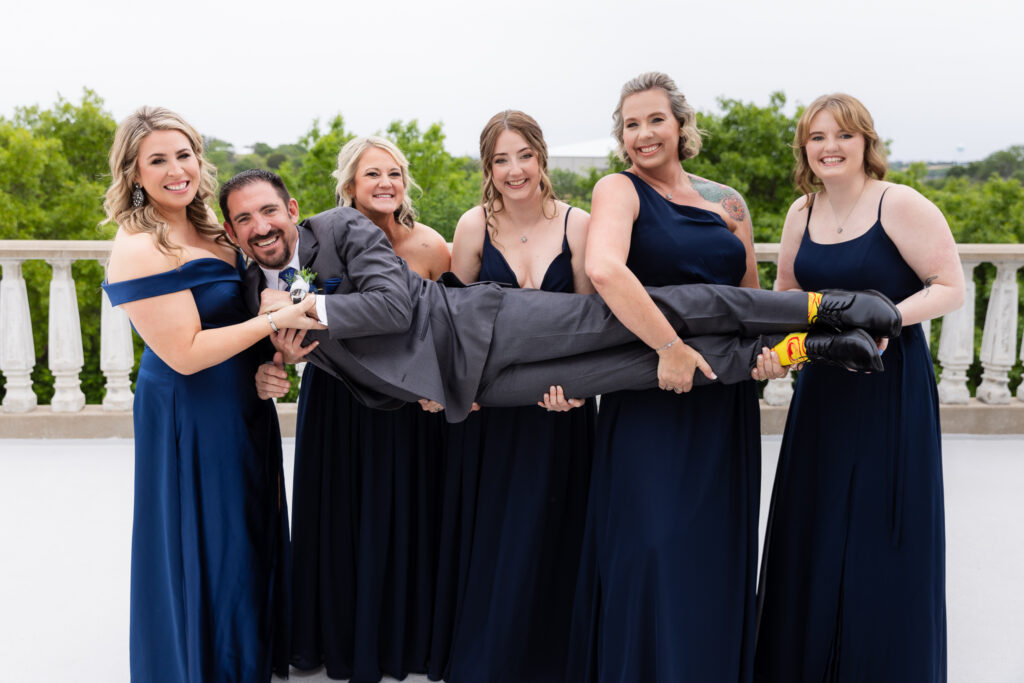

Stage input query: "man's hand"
[
  {"left": 270, "top": 328, "right": 318, "bottom": 365},
  {"left": 255, "top": 352, "right": 291, "bottom": 400}
]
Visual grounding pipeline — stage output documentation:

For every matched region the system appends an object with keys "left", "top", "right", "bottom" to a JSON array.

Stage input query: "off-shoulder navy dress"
[
  {"left": 103, "top": 256, "right": 289, "bottom": 682},
  {"left": 289, "top": 360, "right": 446, "bottom": 682},
  {"left": 755, "top": 190, "right": 946, "bottom": 682},
  {"left": 568, "top": 172, "right": 760, "bottom": 682},
  {"left": 430, "top": 208, "right": 595, "bottom": 683}
]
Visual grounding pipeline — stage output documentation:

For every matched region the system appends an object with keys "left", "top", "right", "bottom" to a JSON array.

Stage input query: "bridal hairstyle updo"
[
  {"left": 612, "top": 71, "right": 704, "bottom": 165},
  {"left": 103, "top": 106, "right": 227, "bottom": 257},
  {"left": 333, "top": 135, "right": 420, "bottom": 230},
  {"left": 793, "top": 93, "right": 888, "bottom": 203},
  {"left": 478, "top": 110, "right": 556, "bottom": 243}
]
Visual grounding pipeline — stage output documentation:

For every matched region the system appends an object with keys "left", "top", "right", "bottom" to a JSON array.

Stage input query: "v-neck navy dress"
[
  {"left": 103, "top": 257, "right": 289, "bottom": 683},
  {"left": 754, "top": 191, "right": 946, "bottom": 682},
  {"left": 568, "top": 172, "right": 761, "bottom": 682},
  {"left": 430, "top": 208, "right": 596, "bottom": 683}
]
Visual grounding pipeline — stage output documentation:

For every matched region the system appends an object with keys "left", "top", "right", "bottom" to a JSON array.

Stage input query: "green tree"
[
  {"left": 686, "top": 92, "right": 799, "bottom": 242},
  {"left": 386, "top": 120, "right": 479, "bottom": 238},
  {"left": 0, "top": 90, "right": 116, "bottom": 404},
  {"left": 278, "top": 115, "right": 354, "bottom": 217}
]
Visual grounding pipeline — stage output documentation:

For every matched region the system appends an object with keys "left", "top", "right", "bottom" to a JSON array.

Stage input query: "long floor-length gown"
[
  {"left": 755, "top": 190, "right": 946, "bottom": 682},
  {"left": 289, "top": 359, "right": 446, "bottom": 681},
  {"left": 429, "top": 209, "right": 596, "bottom": 683},
  {"left": 103, "top": 256, "right": 289, "bottom": 682},
  {"left": 568, "top": 172, "right": 761, "bottom": 682}
]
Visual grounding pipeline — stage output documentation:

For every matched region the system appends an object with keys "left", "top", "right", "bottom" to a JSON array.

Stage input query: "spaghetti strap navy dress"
[
  {"left": 568, "top": 172, "right": 761, "bottom": 682},
  {"left": 102, "top": 256, "right": 289, "bottom": 683},
  {"left": 289, "top": 332, "right": 446, "bottom": 680},
  {"left": 429, "top": 208, "right": 595, "bottom": 683},
  {"left": 755, "top": 189, "right": 946, "bottom": 682}
]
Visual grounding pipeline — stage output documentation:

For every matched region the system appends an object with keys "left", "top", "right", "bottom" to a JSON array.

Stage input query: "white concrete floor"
[{"left": 0, "top": 435, "right": 1022, "bottom": 683}]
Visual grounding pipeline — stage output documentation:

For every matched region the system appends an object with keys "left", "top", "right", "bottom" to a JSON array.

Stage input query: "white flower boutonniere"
[{"left": 284, "top": 267, "right": 318, "bottom": 303}]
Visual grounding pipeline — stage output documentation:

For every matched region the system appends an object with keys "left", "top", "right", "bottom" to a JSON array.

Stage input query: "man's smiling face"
[{"left": 223, "top": 180, "right": 300, "bottom": 269}]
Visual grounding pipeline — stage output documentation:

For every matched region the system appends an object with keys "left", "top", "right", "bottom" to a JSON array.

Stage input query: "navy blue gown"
[
  {"left": 568, "top": 172, "right": 761, "bottom": 682},
  {"left": 754, "top": 191, "right": 946, "bottom": 682},
  {"left": 430, "top": 209, "right": 596, "bottom": 683},
  {"left": 289, "top": 357, "right": 446, "bottom": 681},
  {"left": 103, "top": 257, "right": 289, "bottom": 683}
]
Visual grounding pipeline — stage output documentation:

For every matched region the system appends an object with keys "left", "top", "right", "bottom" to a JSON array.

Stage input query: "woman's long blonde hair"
[
  {"left": 793, "top": 93, "right": 888, "bottom": 207},
  {"left": 478, "top": 110, "right": 556, "bottom": 245},
  {"left": 333, "top": 135, "right": 419, "bottom": 229},
  {"left": 103, "top": 106, "right": 228, "bottom": 257}
]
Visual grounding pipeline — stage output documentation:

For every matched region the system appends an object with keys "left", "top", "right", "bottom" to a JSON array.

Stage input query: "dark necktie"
[{"left": 278, "top": 267, "right": 297, "bottom": 291}]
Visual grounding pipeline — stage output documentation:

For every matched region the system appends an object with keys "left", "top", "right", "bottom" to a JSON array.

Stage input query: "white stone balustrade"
[{"left": 0, "top": 241, "right": 1022, "bottom": 414}]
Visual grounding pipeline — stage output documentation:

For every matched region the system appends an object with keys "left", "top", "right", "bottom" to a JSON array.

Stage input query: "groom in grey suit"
[{"left": 221, "top": 170, "right": 897, "bottom": 423}]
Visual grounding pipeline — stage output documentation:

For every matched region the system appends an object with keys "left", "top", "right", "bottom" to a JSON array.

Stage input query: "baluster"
[
  {"left": 977, "top": 261, "right": 1020, "bottom": 404},
  {"left": 937, "top": 261, "right": 977, "bottom": 404},
  {"left": 0, "top": 259, "right": 38, "bottom": 412},
  {"left": 920, "top": 318, "right": 932, "bottom": 348},
  {"left": 100, "top": 288, "right": 135, "bottom": 411},
  {"left": 763, "top": 376, "right": 793, "bottom": 406},
  {"left": 47, "top": 258, "right": 85, "bottom": 412}
]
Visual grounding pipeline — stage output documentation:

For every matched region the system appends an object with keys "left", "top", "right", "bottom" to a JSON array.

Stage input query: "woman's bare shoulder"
[{"left": 107, "top": 230, "right": 177, "bottom": 282}]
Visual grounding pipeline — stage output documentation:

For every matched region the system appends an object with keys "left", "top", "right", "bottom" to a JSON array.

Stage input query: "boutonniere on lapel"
[{"left": 283, "top": 266, "right": 319, "bottom": 304}]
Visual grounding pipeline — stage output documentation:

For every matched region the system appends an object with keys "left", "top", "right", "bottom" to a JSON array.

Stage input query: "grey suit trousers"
[{"left": 476, "top": 284, "right": 809, "bottom": 406}]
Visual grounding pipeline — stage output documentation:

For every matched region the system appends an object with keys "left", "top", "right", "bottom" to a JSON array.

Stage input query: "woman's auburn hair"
[
  {"left": 103, "top": 105, "right": 228, "bottom": 258},
  {"left": 478, "top": 110, "right": 556, "bottom": 246},
  {"left": 793, "top": 93, "right": 888, "bottom": 206}
]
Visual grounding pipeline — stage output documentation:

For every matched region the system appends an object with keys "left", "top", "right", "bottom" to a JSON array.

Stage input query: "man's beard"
[{"left": 248, "top": 230, "right": 292, "bottom": 269}]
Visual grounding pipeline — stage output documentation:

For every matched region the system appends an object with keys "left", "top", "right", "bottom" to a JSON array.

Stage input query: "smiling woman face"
[
  {"left": 135, "top": 129, "right": 200, "bottom": 214},
  {"left": 351, "top": 146, "right": 406, "bottom": 219},
  {"left": 620, "top": 88, "right": 682, "bottom": 169},
  {"left": 490, "top": 129, "right": 540, "bottom": 200},
  {"left": 804, "top": 109, "right": 867, "bottom": 182}
]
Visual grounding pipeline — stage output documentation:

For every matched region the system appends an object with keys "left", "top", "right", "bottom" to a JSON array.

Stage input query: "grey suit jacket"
[{"left": 244, "top": 207, "right": 503, "bottom": 420}]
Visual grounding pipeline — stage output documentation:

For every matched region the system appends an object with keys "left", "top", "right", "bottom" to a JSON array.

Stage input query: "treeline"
[{"left": 1, "top": 90, "right": 1021, "bottom": 403}]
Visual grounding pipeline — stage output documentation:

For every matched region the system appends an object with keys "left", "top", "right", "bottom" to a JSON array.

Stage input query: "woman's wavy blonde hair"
[
  {"left": 479, "top": 110, "right": 556, "bottom": 245},
  {"left": 612, "top": 71, "right": 704, "bottom": 165},
  {"left": 103, "top": 106, "right": 227, "bottom": 258},
  {"left": 333, "top": 136, "right": 420, "bottom": 229},
  {"left": 793, "top": 93, "right": 888, "bottom": 207}
]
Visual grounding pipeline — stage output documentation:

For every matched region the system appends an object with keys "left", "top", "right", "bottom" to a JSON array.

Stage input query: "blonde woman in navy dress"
[
  {"left": 102, "top": 106, "right": 322, "bottom": 682},
  {"left": 568, "top": 72, "right": 787, "bottom": 682},
  {"left": 430, "top": 110, "right": 596, "bottom": 683},
  {"left": 259, "top": 136, "right": 451, "bottom": 682},
  {"left": 754, "top": 94, "right": 963, "bottom": 682}
]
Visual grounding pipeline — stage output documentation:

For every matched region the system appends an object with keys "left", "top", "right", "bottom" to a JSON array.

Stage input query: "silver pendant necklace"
[
  {"left": 521, "top": 235, "right": 528, "bottom": 243},
  {"left": 825, "top": 182, "right": 867, "bottom": 234}
]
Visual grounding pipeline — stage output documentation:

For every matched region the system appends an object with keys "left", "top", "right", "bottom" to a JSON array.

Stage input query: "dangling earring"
[{"left": 131, "top": 183, "right": 145, "bottom": 208}]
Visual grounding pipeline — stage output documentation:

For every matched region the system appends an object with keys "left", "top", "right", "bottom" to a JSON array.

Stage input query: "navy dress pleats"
[
  {"left": 567, "top": 172, "right": 760, "bottom": 683},
  {"left": 103, "top": 257, "right": 289, "bottom": 683},
  {"left": 430, "top": 209, "right": 596, "bottom": 683},
  {"left": 754, "top": 191, "right": 946, "bottom": 683}
]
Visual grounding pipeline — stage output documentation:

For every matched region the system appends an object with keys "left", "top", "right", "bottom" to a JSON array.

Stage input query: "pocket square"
[{"left": 323, "top": 277, "right": 342, "bottom": 294}]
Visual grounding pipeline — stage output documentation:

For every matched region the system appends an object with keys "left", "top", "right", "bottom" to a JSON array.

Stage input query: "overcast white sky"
[{"left": 2, "top": 0, "right": 1021, "bottom": 163}]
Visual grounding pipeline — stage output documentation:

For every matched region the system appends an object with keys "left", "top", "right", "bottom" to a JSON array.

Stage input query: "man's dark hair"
[{"left": 219, "top": 169, "right": 292, "bottom": 223}]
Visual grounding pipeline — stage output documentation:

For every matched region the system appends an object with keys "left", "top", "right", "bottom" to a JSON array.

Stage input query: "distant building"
[{"left": 548, "top": 138, "right": 617, "bottom": 174}]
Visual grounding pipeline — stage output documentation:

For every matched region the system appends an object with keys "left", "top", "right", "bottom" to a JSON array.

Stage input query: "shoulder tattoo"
[{"left": 689, "top": 175, "right": 748, "bottom": 223}]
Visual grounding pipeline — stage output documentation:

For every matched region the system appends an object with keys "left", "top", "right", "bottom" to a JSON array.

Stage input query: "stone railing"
[{"left": 1, "top": 240, "right": 1022, "bottom": 435}]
